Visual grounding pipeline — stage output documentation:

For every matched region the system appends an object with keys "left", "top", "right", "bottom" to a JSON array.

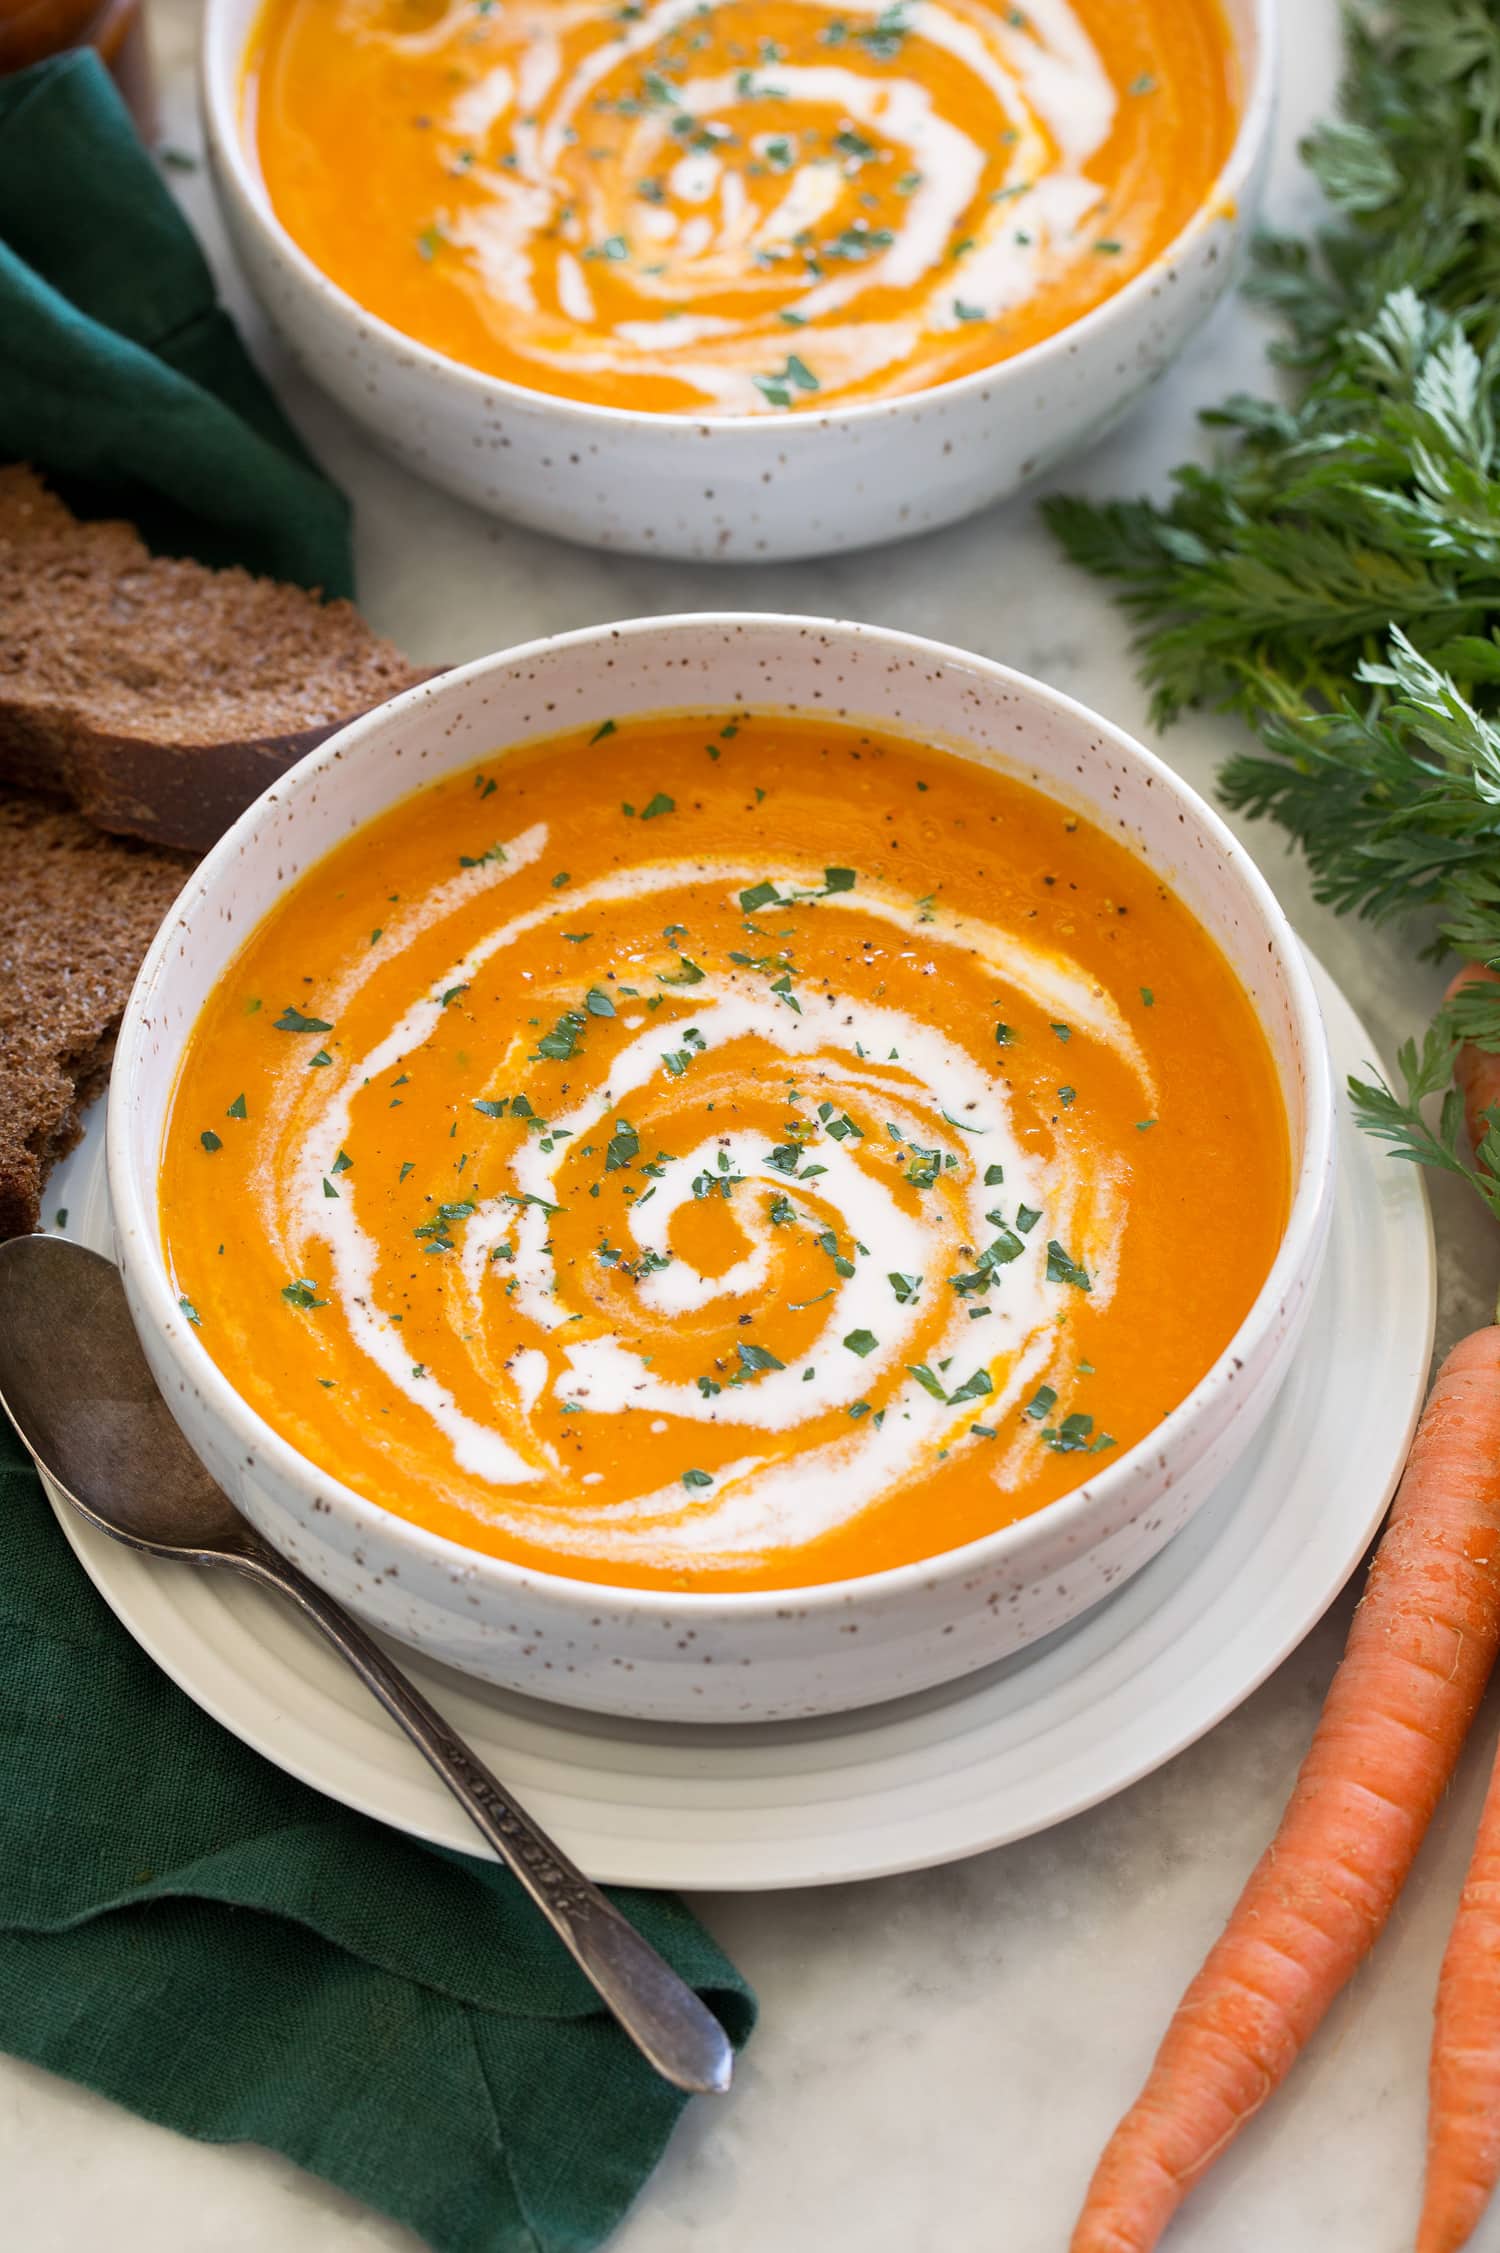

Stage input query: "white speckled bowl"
[
  {"left": 200, "top": 0, "right": 1274, "bottom": 563},
  {"left": 108, "top": 615, "right": 1334, "bottom": 1722}
]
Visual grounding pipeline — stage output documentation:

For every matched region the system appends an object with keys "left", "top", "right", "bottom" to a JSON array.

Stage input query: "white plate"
[{"left": 40, "top": 956, "right": 1431, "bottom": 1890}]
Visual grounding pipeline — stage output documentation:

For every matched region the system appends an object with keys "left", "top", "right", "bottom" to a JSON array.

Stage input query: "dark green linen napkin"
[
  {"left": 0, "top": 49, "right": 353, "bottom": 594},
  {"left": 0, "top": 1411, "right": 754, "bottom": 2250}
]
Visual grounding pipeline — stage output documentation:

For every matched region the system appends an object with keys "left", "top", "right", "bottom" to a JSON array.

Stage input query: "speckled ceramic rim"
[
  {"left": 108, "top": 613, "right": 1335, "bottom": 1624},
  {"left": 201, "top": 0, "right": 1276, "bottom": 440}
]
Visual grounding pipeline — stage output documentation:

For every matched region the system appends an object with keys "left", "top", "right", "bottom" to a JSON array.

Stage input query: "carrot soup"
[
  {"left": 246, "top": 0, "right": 1238, "bottom": 415},
  {"left": 158, "top": 714, "right": 1287, "bottom": 1592}
]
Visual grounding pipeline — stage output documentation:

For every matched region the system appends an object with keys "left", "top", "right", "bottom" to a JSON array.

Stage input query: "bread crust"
[
  {"left": 0, "top": 465, "right": 429, "bottom": 852},
  {"left": 0, "top": 791, "right": 193, "bottom": 1238}
]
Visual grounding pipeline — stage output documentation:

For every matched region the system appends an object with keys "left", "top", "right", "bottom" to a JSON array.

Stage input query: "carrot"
[
  {"left": 1446, "top": 964, "right": 1500, "bottom": 1168},
  {"left": 1071, "top": 1326, "right": 1500, "bottom": 2253},
  {"left": 1419, "top": 1729, "right": 1500, "bottom": 2253}
]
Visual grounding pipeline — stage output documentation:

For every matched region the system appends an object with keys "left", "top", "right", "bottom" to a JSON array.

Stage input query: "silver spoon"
[{"left": 0, "top": 1233, "right": 732, "bottom": 2097}]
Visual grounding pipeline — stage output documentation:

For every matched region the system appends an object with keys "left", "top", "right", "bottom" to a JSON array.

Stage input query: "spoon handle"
[{"left": 228, "top": 1543, "right": 733, "bottom": 2096}]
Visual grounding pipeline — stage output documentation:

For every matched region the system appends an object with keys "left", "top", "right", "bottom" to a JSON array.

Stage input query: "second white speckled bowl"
[
  {"left": 200, "top": 0, "right": 1275, "bottom": 562},
  {"left": 108, "top": 615, "right": 1334, "bottom": 1722}
]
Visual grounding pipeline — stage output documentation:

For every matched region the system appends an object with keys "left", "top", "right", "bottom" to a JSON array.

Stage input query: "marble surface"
[{"left": 7, "top": 2, "right": 1500, "bottom": 2247}]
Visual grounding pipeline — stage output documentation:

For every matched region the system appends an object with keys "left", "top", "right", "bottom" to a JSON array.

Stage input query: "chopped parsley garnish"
[
  {"left": 754, "top": 354, "right": 820, "bottom": 407},
  {"left": 459, "top": 840, "right": 507, "bottom": 868},
  {"left": 681, "top": 1467, "right": 714, "bottom": 1490},
  {"left": 1045, "top": 1240, "right": 1092, "bottom": 1291},
  {"left": 533, "top": 1010, "right": 587, "bottom": 1061},
  {"left": 904, "top": 1143, "right": 941, "bottom": 1189},
  {"left": 200, "top": 1129, "right": 222, "bottom": 1153},
  {"left": 948, "top": 1368, "right": 993, "bottom": 1405},
  {"left": 178, "top": 1296, "right": 201, "bottom": 1326},
  {"left": 692, "top": 1155, "right": 744, "bottom": 1199},
  {"left": 659, "top": 954, "right": 705, "bottom": 986},
  {"left": 585, "top": 987, "right": 616, "bottom": 1017},
  {"left": 308, "top": 1050, "right": 333, "bottom": 1069},
  {"left": 1140, "top": 987, "right": 1154, "bottom": 1007},
  {"left": 473, "top": 1098, "right": 509, "bottom": 1118},
  {"left": 860, "top": 1, "right": 910, "bottom": 58},
  {"left": 662, "top": 1027, "right": 708, "bottom": 1076},
  {"left": 994, "top": 1022, "right": 1013, "bottom": 1045},
  {"left": 274, "top": 1006, "right": 332, "bottom": 1034},
  {"left": 816, "top": 1229, "right": 856, "bottom": 1279},
  {"left": 605, "top": 1118, "right": 640, "bottom": 1170},
  {"left": 984, "top": 1163, "right": 1005, "bottom": 1186},
  {"left": 1041, "top": 1411, "right": 1114, "bottom": 1454},
  {"left": 227, "top": 1093, "right": 247, "bottom": 1119},
  {"left": 844, "top": 1329, "right": 879, "bottom": 1357},
  {"left": 1015, "top": 1203, "right": 1042, "bottom": 1233},
  {"left": 590, "top": 719, "right": 617, "bottom": 744},
  {"left": 888, "top": 1271, "right": 922, "bottom": 1303},
  {"left": 1024, "top": 1383, "right": 1058, "bottom": 1421},
  {"left": 738, "top": 1340, "right": 785, "bottom": 1374},
  {"left": 332, "top": 1149, "right": 353, "bottom": 1173},
  {"left": 281, "top": 1278, "right": 327, "bottom": 1310}
]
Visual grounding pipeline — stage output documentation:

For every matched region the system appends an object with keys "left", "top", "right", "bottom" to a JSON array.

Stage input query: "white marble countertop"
[{"left": 9, "top": 3, "right": 1500, "bottom": 2247}]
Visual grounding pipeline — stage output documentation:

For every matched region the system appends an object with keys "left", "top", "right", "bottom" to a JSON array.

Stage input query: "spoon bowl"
[{"left": 0, "top": 1233, "right": 249, "bottom": 1557}]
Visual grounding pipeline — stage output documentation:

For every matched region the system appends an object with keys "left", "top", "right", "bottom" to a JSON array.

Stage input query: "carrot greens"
[{"left": 1045, "top": 0, "right": 1500, "bottom": 1221}]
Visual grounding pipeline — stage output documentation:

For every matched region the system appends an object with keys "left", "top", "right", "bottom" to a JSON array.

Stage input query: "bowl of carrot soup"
[
  {"left": 108, "top": 615, "right": 1333, "bottom": 1721},
  {"left": 202, "top": 0, "right": 1274, "bottom": 558}
]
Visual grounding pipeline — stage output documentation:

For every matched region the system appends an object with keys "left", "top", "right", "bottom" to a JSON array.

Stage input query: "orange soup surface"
[
  {"left": 247, "top": 0, "right": 1238, "bottom": 414},
  {"left": 159, "top": 715, "right": 1288, "bottom": 1592}
]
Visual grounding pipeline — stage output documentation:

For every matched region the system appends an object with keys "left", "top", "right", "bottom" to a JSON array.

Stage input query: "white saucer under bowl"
[{"left": 40, "top": 956, "right": 1430, "bottom": 1890}]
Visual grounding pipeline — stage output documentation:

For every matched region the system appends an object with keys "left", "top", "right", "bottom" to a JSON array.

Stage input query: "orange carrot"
[
  {"left": 1419, "top": 1731, "right": 1500, "bottom": 2253},
  {"left": 1072, "top": 1327, "right": 1500, "bottom": 2253},
  {"left": 1446, "top": 964, "right": 1500, "bottom": 1168}
]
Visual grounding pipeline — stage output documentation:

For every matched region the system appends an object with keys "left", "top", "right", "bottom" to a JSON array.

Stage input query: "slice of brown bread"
[
  {"left": 0, "top": 791, "right": 192, "bottom": 1240},
  {"left": 0, "top": 465, "right": 428, "bottom": 854}
]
